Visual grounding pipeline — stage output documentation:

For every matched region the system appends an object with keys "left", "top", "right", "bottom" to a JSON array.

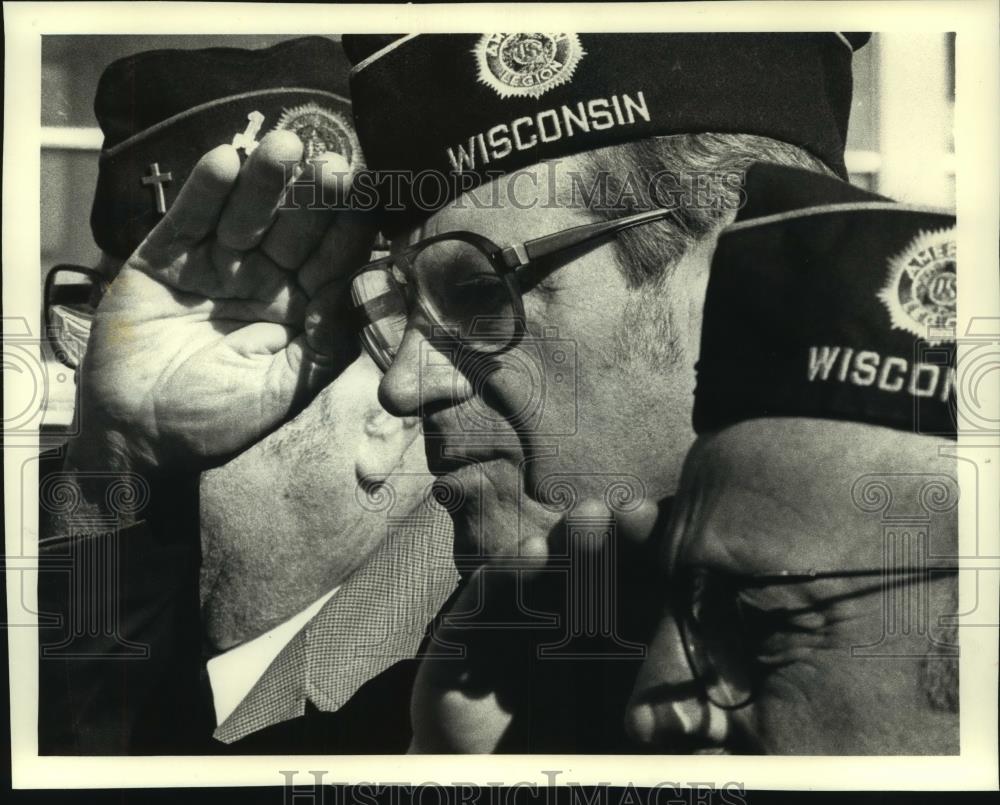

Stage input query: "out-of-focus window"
[
  {"left": 41, "top": 35, "right": 344, "bottom": 274},
  {"left": 846, "top": 32, "right": 956, "bottom": 206}
]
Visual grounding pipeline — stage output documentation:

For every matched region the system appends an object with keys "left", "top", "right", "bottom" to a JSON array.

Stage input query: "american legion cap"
[
  {"left": 91, "top": 36, "right": 361, "bottom": 260},
  {"left": 694, "top": 163, "right": 957, "bottom": 440},
  {"left": 343, "top": 32, "right": 871, "bottom": 216}
]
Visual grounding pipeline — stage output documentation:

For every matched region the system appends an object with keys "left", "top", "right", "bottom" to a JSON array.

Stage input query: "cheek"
[
  {"left": 469, "top": 338, "right": 608, "bottom": 456},
  {"left": 740, "top": 656, "right": 936, "bottom": 754},
  {"left": 732, "top": 665, "right": 830, "bottom": 753},
  {"left": 506, "top": 282, "right": 630, "bottom": 438}
]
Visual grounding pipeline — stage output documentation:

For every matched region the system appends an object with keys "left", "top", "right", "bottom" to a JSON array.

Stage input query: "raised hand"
[{"left": 69, "top": 131, "right": 374, "bottom": 474}]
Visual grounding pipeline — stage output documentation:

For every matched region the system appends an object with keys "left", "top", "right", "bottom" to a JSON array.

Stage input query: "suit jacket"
[{"left": 36, "top": 450, "right": 459, "bottom": 755}]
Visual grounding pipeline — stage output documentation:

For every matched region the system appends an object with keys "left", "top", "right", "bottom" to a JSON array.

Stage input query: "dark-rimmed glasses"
[
  {"left": 674, "top": 564, "right": 960, "bottom": 710},
  {"left": 43, "top": 265, "right": 107, "bottom": 369},
  {"left": 349, "top": 207, "right": 678, "bottom": 372}
]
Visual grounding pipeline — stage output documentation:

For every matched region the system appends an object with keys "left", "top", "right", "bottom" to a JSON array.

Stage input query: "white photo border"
[{"left": 4, "top": 0, "right": 998, "bottom": 791}]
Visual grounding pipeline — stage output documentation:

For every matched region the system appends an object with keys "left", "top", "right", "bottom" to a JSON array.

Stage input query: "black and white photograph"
[{"left": 3, "top": 0, "right": 998, "bottom": 796}]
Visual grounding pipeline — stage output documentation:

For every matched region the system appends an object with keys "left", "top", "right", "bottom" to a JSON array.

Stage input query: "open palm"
[{"left": 73, "top": 131, "right": 372, "bottom": 473}]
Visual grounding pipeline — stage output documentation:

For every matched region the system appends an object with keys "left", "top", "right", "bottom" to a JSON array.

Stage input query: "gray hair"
[
  {"left": 571, "top": 134, "right": 832, "bottom": 368},
  {"left": 575, "top": 133, "right": 834, "bottom": 288}
]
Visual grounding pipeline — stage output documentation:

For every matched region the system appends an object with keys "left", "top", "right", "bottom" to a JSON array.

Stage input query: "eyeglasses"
[
  {"left": 349, "top": 207, "right": 679, "bottom": 372},
  {"left": 43, "top": 265, "right": 107, "bottom": 369},
  {"left": 674, "top": 563, "right": 960, "bottom": 710}
]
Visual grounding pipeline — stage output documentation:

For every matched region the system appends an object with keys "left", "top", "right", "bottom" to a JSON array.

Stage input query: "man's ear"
[{"left": 355, "top": 407, "right": 423, "bottom": 483}]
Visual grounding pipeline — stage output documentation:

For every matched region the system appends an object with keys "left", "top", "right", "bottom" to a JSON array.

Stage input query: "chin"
[
  {"left": 443, "top": 472, "right": 558, "bottom": 571},
  {"left": 446, "top": 490, "right": 515, "bottom": 567}
]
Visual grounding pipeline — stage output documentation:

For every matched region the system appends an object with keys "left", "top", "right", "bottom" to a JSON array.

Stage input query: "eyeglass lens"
[
  {"left": 44, "top": 267, "right": 102, "bottom": 370},
  {"left": 350, "top": 238, "right": 524, "bottom": 370},
  {"left": 680, "top": 569, "right": 757, "bottom": 708}
]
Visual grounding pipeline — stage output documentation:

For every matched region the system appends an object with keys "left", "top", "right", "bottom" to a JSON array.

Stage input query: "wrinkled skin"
[
  {"left": 378, "top": 157, "right": 716, "bottom": 568},
  {"left": 199, "top": 354, "right": 434, "bottom": 650},
  {"left": 67, "top": 131, "right": 447, "bottom": 655},
  {"left": 626, "top": 418, "right": 959, "bottom": 755},
  {"left": 68, "top": 132, "right": 373, "bottom": 475}
]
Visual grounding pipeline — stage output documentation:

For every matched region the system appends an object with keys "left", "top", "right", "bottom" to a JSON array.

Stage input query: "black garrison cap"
[
  {"left": 695, "top": 163, "right": 957, "bottom": 440},
  {"left": 91, "top": 36, "right": 359, "bottom": 260},
  {"left": 344, "top": 32, "right": 870, "bottom": 209}
]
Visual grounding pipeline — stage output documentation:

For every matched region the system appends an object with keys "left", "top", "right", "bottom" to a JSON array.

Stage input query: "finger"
[
  {"left": 410, "top": 569, "right": 527, "bottom": 752},
  {"left": 210, "top": 242, "right": 308, "bottom": 312},
  {"left": 260, "top": 152, "right": 352, "bottom": 270},
  {"left": 301, "top": 276, "right": 356, "bottom": 366},
  {"left": 615, "top": 498, "right": 664, "bottom": 547},
  {"left": 216, "top": 130, "right": 303, "bottom": 252},
  {"left": 538, "top": 498, "right": 662, "bottom": 578},
  {"left": 224, "top": 321, "right": 297, "bottom": 356},
  {"left": 258, "top": 282, "right": 363, "bottom": 403},
  {"left": 156, "top": 241, "right": 306, "bottom": 323},
  {"left": 281, "top": 330, "right": 360, "bottom": 406},
  {"left": 138, "top": 144, "right": 241, "bottom": 262},
  {"left": 625, "top": 613, "right": 731, "bottom": 749},
  {"left": 558, "top": 498, "right": 616, "bottom": 558},
  {"left": 298, "top": 209, "right": 378, "bottom": 297}
]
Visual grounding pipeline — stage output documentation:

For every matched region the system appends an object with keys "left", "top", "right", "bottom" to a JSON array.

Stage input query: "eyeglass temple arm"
[
  {"left": 747, "top": 566, "right": 961, "bottom": 583},
  {"left": 44, "top": 265, "right": 109, "bottom": 307},
  {"left": 500, "top": 207, "right": 678, "bottom": 268}
]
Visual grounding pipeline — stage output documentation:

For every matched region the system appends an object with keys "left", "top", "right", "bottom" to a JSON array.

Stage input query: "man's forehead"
[
  {"left": 674, "top": 421, "right": 848, "bottom": 571},
  {"left": 676, "top": 419, "right": 956, "bottom": 572}
]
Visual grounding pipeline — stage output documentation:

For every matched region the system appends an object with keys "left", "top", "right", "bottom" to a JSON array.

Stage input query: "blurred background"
[
  {"left": 37, "top": 33, "right": 956, "bottom": 429},
  {"left": 41, "top": 35, "right": 349, "bottom": 273}
]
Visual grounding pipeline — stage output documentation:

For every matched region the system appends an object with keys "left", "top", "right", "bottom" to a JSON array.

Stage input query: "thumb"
[
  {"left": 550, "top": 497, "right": 663, "bottom": 558},
  {"left": 225, "top": 321, "right": 297, "bottom": 356},
  {"left": 615, "top": 497, "right": 666, "bottom": 548},
  {"left": 301, "top": 274, "right": 359, "bottom": 369},
  {"left": 220, "top": 324, "right": 358, "bottom": 431},
  {"left": 278, "top": 329, "right": 361, "bottom": 410}
]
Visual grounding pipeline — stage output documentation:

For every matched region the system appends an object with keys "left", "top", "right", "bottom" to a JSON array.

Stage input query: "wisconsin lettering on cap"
[
  {"left": 346, "top": 33, "right": 870, "bottom": 217},
  {"left": 694, "top": 163, "right": 957, "bottom": 440},
  {"left": 446, "top": 92, "right": 651, "bottom": 172}
]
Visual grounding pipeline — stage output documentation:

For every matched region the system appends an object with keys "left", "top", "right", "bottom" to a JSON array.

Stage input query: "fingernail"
[
  {"left": 706, "top": 701, "right": 730, "bottom": 742},
  {"left": 671, "top": 700, "right": 697, "bottom": 734},
  {"left": 626, "top": 703, "right": 656, "bottom": 744}
]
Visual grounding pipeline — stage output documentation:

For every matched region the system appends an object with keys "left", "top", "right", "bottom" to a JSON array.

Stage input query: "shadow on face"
[{"left": 626, "top": 417, "right": 960, "bottom": 755}]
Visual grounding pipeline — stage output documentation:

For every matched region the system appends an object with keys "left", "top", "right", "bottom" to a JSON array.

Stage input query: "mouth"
[
  {"left": 422, "top": 441, "right": 512, "bottom": 477},
  {"left": 420, "top": 416, "right": 522, "bottom": 477}
]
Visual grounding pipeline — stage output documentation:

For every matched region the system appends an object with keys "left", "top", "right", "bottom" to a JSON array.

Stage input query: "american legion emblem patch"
[
  {"left": 878, "top": 228, "right": 957, "bottom": 344},
  {"left": 274, "top": 102, "right": 363, "bottom": 171},
  {"left": 473, "top": 33, "right": 586, "bottom": 99}
]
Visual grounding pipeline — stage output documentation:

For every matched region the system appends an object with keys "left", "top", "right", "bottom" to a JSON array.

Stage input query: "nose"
[
  {"left": 625, "top": 608, "right": 732, "bottom": 751},
  {"left": 377, "top": 321, "right": 474, "bottom": 418}
]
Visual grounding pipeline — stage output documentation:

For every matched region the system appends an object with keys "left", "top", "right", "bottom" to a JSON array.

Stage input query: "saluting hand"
[{"left": 69, "top": 131, "right": 374, "bottom": 474}]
